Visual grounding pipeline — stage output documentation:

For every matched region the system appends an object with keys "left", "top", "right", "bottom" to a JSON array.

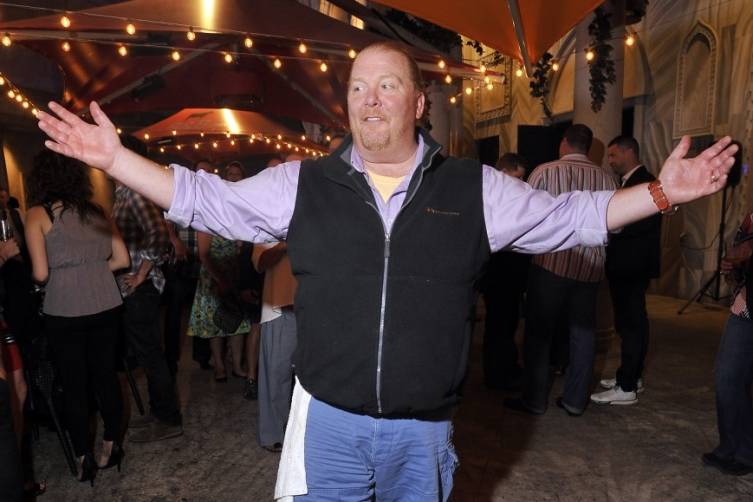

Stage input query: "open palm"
[
  {"left": 37, "top": 101, "right": 121, "bottom": 172},
  {"left": 659, "top": 136, "right": 737, "bottom": 205}
]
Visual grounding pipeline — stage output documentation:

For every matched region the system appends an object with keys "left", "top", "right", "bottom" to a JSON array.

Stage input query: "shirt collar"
[
  {"left": 561, "top": 153, "right": 591, "bottom": 162},
  {"left": 621, "top": 164, "right": 643, "bottom": 184},
  {"left": 347, "top": 133, "right": 427, "bottom": 177}
]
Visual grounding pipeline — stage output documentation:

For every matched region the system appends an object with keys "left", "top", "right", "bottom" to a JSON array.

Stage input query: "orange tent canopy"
[{"left": 373, "top": 0, "right": 603, "bottom": 68}]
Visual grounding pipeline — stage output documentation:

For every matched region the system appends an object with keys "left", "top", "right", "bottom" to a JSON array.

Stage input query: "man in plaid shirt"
[{"left": 112, "top": 143, "right": 183, "bottom": 443}]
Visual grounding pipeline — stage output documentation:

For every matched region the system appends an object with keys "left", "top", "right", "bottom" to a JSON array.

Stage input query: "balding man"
[{"left": 39, "top": 40, "right": 738, "bottom": 501}]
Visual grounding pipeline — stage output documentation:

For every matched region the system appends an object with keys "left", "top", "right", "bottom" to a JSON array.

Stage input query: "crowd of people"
[{"left": 0, "top": 39, "right": 747, "bottom": 500}]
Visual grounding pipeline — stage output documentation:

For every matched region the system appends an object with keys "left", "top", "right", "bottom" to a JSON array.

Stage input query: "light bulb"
[
  {"left": 126, "top": 23, "right": 136, "bottom": 35},
  {"left": 160, "top": 147, "right": 165, "bottom": 153},
  {"left": 62, "top": 41, "right": 71, "bottom": 52},
  {"left": 194, "top": 143, "right": 199, "bottom": 149},
  {"left": 626, "top": 35, "right": 635, "bottom": 47},
  {"left": 465, "top": 87, "right": 472, "bottom": 95},
  {"left": 449, "top": 96, "right": 457, "bottom": 104},
  {"left": 479, "top": 64, "right": 487, "bottom": 73},
  {"left": 586, "top": 50, "right": 595, "bottom": 61},
  {"left": 552, "top": 62, "right": 560, "bottom": 72},
  {"left": 118, "top": 45, "right": 128, "bottom": 57},
  {"left": 172, "top": 130, "right": 177, "bottom": 136},
  {"left": 172, "top": 50, "right": 181, "bottom": 61},
  {"left": 60, "top": 16, "right": 71, "bottom": 28},
  {"left": 515, "top": 68, "right": 524, "bottom": 77},
  {"left": 273, "top": 58, "right": 282, "bottom": 69},
  {"left": 224, "top": 53, "right": 233, "bottom": 63},
  {"left": 212, "top": 141, "right": 218, "bottom": 148},
  {"left": 438, "top": 59, "right": 446, "bottom": 69},
  {"left": 298, "top": 42, "right": 307, "bottom": 54},
  {"left": 244, "top": 36, "right": 253, "bottom": 48},
  {"left": 320, "top": 62, "right": 328, "bottom": 72},
  {"left": 21, "top": 101, "right": 29, "bottom": 109},
  {"left": 144, "top": 133, "right": 150, "bottom": 140},
  {"left": 445, "top": 74, "right": 452, "bottom": 84},
  {"left": 186, "top": 28, "right": 196, "bottom": 41},
  {"left": 2, "top": 34, "right": 11, "bottom": 47},
  {"left": 116, "top": 128, "right": 122, "bottom": 134},
  {"left": 348, "top": 49, "right": 357, "bottom": 59}
]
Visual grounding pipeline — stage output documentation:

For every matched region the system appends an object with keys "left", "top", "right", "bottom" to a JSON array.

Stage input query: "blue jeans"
[
  {"left": 294, "top": 398, "right": 458, "bottom": 501},
  {"left": 713, "top": 314, "right": 753, "bottom": 466}
]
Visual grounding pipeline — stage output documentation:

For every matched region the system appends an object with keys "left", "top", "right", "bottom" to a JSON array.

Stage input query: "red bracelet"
[{"left": 648, "top": 181, "right": 677, "bottom": 215}]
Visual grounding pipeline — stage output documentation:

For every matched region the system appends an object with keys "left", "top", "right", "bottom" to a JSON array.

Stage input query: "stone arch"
[{"left": 673, "top": 20, "right": 718, "bottom": 138}]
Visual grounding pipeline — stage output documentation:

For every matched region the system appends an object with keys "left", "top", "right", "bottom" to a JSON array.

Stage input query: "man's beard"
[{"left": 358, "top": 127, "right": 391, "bottom": 151}]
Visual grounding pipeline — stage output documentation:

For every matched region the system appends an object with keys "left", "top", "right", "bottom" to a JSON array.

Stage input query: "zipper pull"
[{"left": 384, "top": 235, "right": 390, "bottom": 258}]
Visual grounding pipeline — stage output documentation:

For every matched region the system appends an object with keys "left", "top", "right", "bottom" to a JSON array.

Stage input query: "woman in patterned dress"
[{"left": 187, "top": 163, "right": 250, "bottom": 381}]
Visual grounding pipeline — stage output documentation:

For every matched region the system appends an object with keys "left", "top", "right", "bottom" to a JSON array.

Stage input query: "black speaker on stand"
[{"left": 678, "top": 140, "right": 743, "bottom": 314}]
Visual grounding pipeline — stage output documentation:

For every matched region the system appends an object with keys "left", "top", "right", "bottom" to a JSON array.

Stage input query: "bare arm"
[
  {"left": 256, "top": 242, "right": 287, "bottom": 273},
  {"left": 108, "top": 222, "right": 130, "bottom": 272},
  {"left": 606, "top": 136, "right": 738, "bottom": 231},
  {"left": 197, "top": 232, "right": 229, "bottom": 291},
  {"left": 37, "top": 101, "right": 174, "bottom": 209},
  {"left": 24, "top": 206, "right": 51, "bottom": 283}
]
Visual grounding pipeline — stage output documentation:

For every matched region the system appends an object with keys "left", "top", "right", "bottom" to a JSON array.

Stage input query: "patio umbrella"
[{"left": 372, "top": 0, "right": 604, "bottom": 72}]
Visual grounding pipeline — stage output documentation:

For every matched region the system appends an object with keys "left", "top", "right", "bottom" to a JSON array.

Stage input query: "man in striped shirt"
[{"left": 506, "top": 124, "right": 617, "bottom": 417}]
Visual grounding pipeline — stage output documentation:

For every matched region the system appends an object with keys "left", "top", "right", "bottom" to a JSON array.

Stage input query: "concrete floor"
[{"left": 29, "top": 295, "right": 753, "bottom": 501}]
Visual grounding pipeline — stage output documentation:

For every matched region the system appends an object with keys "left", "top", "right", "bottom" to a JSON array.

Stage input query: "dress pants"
[
  {"left": 713, "top": 314, "right": 753, "bottom": 467},
  {"left": 522, "top": 265, "right": 598, "bottom": 414},
  {"left": 609, "top": 276, "right": 650, "bottom": 392},
  {"left": 123, "top": 282, "right": 181, "bottom": 425},
  {"left": 257, "top": 309, "right": 297, "bottom": 447}
]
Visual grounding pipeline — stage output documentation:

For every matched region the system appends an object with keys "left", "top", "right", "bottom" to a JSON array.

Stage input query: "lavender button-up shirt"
[{"left": 167, "top": 136, "right": 615, "bottom": 255}]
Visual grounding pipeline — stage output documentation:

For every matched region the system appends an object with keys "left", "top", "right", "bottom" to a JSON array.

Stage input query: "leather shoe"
[
  {"left": 556, "top": 397, "right": 583, "bottom": 417},
  {"left": 503, "top": 398, "right": 543, "bottom": 416},
  {"left": 702, "top": 452, "right": 753, "bottom": 476}
]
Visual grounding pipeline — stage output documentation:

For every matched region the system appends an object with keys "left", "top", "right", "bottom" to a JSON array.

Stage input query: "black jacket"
[
  {"left": 287, "top": 131, "right": 490, "bottom": 417},
  {"left": 605, "top": 165, "right": 662, "bottom": 279}
]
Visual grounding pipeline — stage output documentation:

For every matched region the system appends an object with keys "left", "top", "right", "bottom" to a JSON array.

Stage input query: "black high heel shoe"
[
  {"left": 99, "top": 443, "right": 125, "bottom": 472},
  {"left": 78, "top": 453, "right": 97, "bottom": 487}
]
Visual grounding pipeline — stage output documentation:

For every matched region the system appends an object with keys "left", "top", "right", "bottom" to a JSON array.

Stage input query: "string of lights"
[
  {"left": 450, "top": 30, "right": 640, "bottom": 104},
  {"left": 0, "top": 71, "right": 40, "bottom": 117},
  {"left": 140, "top": 131, "right": 328, "bottom": 157}
]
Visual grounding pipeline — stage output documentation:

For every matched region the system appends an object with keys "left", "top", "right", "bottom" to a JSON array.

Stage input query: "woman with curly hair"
[{"left": 24, "top": 150, "right": 130, "bottom": 485}]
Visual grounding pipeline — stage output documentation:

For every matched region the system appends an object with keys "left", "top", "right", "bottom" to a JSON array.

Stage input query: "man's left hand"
[{"left": 659, "top": 135, "right": 738, "bottom": 206}]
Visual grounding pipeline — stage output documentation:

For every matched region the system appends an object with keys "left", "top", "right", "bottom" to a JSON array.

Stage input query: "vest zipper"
[{"left": 364, "top": 144, "right": 440, "bottom": 414}]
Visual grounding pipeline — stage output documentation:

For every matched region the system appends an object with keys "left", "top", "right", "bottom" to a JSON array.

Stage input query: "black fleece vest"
[{"left": 287, "top": 135, "right": 490, "bottom": 416}]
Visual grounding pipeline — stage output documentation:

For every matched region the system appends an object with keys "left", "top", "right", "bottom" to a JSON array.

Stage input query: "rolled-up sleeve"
[
  {"left": 167, "top": 161, "right": 300, "bottom": 243},
  {"left": 483, "top": 165, "right": 615, "bottom": 254}
]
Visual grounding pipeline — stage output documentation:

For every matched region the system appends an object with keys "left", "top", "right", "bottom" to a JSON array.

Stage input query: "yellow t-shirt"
[{"left": 368, "top": 171, "right": 406, "bottom": 202}]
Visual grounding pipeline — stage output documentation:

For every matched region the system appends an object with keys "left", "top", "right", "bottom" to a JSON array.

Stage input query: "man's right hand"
[
  {"left": 0, "top": 239, "right": 19, "bottom": 264},
  {"left": 37, "top": 101, "right": 122, "bottom": 173}
]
